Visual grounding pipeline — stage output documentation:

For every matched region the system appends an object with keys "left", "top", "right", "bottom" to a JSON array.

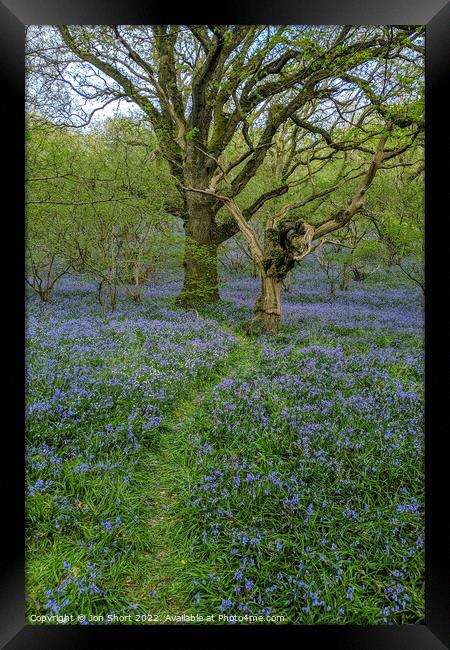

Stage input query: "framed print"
[{"left": 1, "top": 0, "right": 449, "bottom": 647}]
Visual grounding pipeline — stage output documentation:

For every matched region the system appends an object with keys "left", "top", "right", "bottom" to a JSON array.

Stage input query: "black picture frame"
[{"left": 2, "top": 1, "right": 448, "bottom": 647}]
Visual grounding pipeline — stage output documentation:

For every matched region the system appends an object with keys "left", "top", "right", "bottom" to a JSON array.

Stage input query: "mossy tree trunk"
[
  {"left": 178, "top": 209, "right": 220, "bottom": 305},
  {"left": 177, "top": 142, "right": 220, "bottom": 306}
]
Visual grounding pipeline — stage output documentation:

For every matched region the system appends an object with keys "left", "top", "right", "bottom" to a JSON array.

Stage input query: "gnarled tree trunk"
[{"left": 251, "top": 274, "right": 283, "bottom": 335}]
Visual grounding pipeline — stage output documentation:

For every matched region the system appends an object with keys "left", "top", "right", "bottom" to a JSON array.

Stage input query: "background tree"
[
  {"left": 363, "top": 161, "right": 424, "bottom": 293},
  {"left": 26, "top": 117, "right": 85, "bottom": 301},
  {"left": 314, "top": 218, "right": 384, "bottom": 293},
  {"left": 26, "top": 115, "right": 182, "bottom": 308}
]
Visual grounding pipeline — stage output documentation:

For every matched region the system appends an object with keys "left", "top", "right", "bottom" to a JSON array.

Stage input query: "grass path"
[{"left": 133, "top": 332, "right": 257, "bottom": 623}]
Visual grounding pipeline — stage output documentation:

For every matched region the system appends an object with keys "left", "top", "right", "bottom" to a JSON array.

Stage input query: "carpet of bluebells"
[{"left": 26, "top": 258, "right": 424, "bottom": 625}]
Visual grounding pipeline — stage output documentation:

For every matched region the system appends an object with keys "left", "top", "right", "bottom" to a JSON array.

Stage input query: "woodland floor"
[{"left": 25, "top": 258, "right": 424, "bottom": 625}]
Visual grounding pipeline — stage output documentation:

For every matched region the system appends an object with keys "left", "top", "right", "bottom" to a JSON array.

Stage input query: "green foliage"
[
  {"left": 186, "top": 127, "right": 200, "bottom": 141},
  {"left": 26, "top": 115, "right": 184, "bottom": 306},
  {"left": 366, "top": 162, "right": 424, "bottom": 291}
]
